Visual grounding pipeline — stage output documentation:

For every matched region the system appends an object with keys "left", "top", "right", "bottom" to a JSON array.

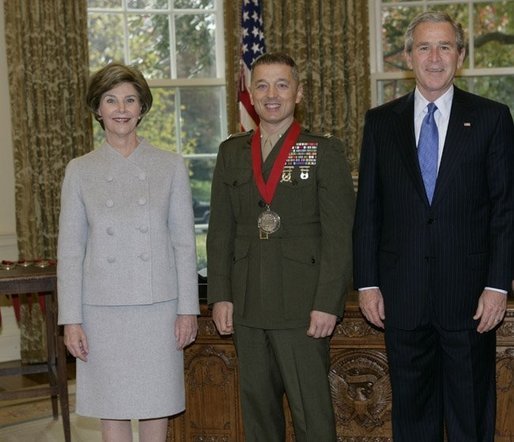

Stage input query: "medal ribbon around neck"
[{"left": 251, "top": 121, "right": 301, "bottom": 205}]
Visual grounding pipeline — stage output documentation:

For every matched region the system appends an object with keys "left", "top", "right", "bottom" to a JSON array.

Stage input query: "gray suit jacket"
[{"left": 58, "top": 139, "right": 199, "bottom": 324}]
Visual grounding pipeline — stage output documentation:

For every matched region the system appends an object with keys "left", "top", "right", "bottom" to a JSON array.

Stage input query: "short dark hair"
[
  {"left": 86, "top": 62, "right": 153, "bottom": 129},
  {"left": 250, "top": 52, "right": 299, "bottom": 81},
  {"left": 404, "top": 11, "right": 466, "bottom": 54}
]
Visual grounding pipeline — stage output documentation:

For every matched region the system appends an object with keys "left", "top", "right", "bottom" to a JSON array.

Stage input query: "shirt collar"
[{"left": 414, "top": 86, "right": 454, "bottom": 120}]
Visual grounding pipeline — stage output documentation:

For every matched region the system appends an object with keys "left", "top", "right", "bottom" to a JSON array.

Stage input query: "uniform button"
[
  {"left": 106, "top": 227, "right": 114, "bottom": 235},
  {"left": 138, "top": 172, "right": 146, "bottom": 181},
  {"left": 107, "top": 256, "right": 116, "bottom": 263},
  {"left": 106, "top": 199, "right": 114, "bottom": 207},
  {"left": 106, "top": 175, "right": 114, "bottom": 182},
  {"left": 139, "top": 226, "right": 148, "bottom": 233},
  {"left": 140, "top": 253, "right": 150, "bottom": 261},
  {"left": 138, "top": 198, "right": 147, "bottom": 206}
]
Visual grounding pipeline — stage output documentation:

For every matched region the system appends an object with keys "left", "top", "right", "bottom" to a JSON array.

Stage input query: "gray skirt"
[{"left": 76, "top": 299, "right": 184, "bottom": 419}]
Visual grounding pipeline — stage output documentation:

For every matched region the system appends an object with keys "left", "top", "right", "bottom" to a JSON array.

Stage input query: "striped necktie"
[{"left": 418, "top": 102, "right": 438, "bottom": 203}]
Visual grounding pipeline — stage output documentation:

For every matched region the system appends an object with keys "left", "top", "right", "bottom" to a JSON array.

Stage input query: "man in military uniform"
[{"left": 207, "top": 52, "right": 355, "bottom": 442}]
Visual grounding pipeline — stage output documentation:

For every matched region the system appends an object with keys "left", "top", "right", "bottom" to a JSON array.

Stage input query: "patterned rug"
[{"left": 0, "top": 384, "right": 75, "bottom": 427}]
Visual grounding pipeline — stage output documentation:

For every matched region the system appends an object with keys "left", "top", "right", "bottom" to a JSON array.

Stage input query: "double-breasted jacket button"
[
  {"left": 106, "top": 227, "right": 115, "bottom": 235},
  {"left": 106, "top": 175, "right": 114, "bottom": 183},
  {"left": 107, "top": 256, "right": 116, "bottom": 263},
  {"left": 139, "top": 253, "right": 150, "bottom": 262},
  {"left": 106, "top": 199, "right": 114, "bottom": 208},
  {"left": 138, "top": 197, "right": 147, "bottom": 206}
]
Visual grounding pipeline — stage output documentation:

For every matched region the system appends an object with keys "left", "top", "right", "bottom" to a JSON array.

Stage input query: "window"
[
  {"left": 368, "top": 0, "right": 514, "bottom": 114},
  {"left": 87, "top": 0, "right": 227, "bottom": 271}
]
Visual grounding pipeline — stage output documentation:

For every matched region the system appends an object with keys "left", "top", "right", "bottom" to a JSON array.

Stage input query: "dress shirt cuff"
[
  {"left": 485, "top": 286, "right": 507, "bottom": 295},
  {"left": 358, "top": 286, "right": 379, "bottom": 291}
]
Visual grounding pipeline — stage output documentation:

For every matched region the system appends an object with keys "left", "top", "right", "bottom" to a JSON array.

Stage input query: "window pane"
[
  {"left": 377, "top": 78, "right": 416, "bottom": 103},
  {"left": 474, "top": 2, "right": 514, "bottom": 68},
  {"left": 186, "top": 157, "right": 216, "bottom": 273},
  {"left": 137, "top": 88, "right": 178, "bottom": 152},
  {"left": 179, "top": 87, "right": 225, "bottom": 155},
  {"left": 88, "top": 0, "right": 121, "bottom": 8},
  {"left": 455, "top": 76, "right": 514, "bottom": 119},
  {"left": 175, "top": 0, "right": 214, "bottom": 9},
  {"left": 88, "top": 13, "right": 125, "bottom": 70},
  {"left": 127, "top": 0, "right": 168, "bottom": 9},
  {"left": 382, "top": 6, "right": 422, "bottom": 72},
  {"left": 175, "top": 14, "right": 217, "bottom": 78},
  {"left": 128, "top": 14, "right": 171, "bottom": 78}
]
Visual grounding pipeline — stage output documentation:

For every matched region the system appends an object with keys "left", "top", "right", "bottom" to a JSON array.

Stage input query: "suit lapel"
[
  {"left": 394, "top": 93, "right": 430, "bottom": 204},
  {"left": 432, "top": 87, "right": 474, "bottom": 206}
]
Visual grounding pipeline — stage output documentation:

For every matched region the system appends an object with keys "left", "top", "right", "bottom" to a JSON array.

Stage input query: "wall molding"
[{"left": 0, "top": 232, "right": 18, "bottom": 261}]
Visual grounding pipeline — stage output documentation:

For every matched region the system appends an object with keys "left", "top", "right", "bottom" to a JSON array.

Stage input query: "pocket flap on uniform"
[
  {"left": 281, "top": 239, "right": 319, "bottom": 265},
  {"left": 233, "top": 238, "right": 251, "bottom": 262},
  {"left": 223, "top": 168, "right": 253, "bottom": 188}
]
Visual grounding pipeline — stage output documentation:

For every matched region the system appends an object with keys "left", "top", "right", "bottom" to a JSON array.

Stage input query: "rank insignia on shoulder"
[{"left": 226, "top": 130, "right": 253, "bottom": 140}]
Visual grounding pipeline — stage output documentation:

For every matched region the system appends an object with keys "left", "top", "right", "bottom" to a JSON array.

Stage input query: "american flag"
[{"left": 238, "top": 0, "right": 266, "bottom": 131}]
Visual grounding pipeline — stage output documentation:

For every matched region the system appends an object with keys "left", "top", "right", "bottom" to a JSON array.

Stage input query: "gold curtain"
[
  {"left": 4, "top": 0, "right": 92, "bottom": 361},
  {"left": 224, "top": 0, "right": 370, "bottom": 172}
]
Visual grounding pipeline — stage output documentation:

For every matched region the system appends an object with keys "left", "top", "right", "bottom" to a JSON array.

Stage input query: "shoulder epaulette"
[
  {"left": 304, "top": 130, "right": 334, "bottom": 139},
  {"left": 225, "top": 130, "right": 253, "bottom": 140}
]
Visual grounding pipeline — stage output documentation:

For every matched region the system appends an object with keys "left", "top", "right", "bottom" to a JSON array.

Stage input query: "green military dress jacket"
[{"left": 207, "top": 125, "right": 355, "bottom": 329}]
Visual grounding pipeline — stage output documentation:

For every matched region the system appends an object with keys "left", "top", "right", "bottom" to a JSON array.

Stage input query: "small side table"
[{"left": 0, "top": 262, "right": 70, "bottom": 442}]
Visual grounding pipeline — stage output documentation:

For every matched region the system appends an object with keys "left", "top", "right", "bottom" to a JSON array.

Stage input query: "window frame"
[{"left": 368, "top": 0, "right": 514, "bottom": 106}]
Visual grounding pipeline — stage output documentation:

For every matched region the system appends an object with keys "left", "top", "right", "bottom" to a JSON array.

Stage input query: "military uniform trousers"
[{"left": 233, "top": 324, "right": 336, "bottom": 442}]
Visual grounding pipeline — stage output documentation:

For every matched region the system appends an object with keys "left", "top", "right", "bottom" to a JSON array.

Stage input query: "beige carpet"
[
  {"left": 0, "top": 375, "right": 137, "bottom": 441},
  {"left": 0, "top": 383, "right": 75, "bottom": 427}
]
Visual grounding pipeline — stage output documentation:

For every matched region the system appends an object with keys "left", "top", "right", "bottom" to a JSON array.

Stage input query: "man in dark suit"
[
  {"left": 207, "top": 52, "right": 355, "bottom": 441},
  {"left": 353, "top": 11, "right": 514, "bottom": 442}
]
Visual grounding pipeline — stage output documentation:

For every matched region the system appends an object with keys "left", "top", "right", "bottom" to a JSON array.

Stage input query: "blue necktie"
[{"left": 418, "top": 103, "right": 438, "bottom": 203}]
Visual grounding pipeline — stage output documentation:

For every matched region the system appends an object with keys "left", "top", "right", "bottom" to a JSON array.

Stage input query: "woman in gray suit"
[{"left": 57, "top": 63, "right": 199, "bottom": 442}]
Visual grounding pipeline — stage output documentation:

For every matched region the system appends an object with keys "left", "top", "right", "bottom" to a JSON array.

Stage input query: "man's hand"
[
  {"left": 358, "top": 288, "right": 385, "bottom": 329},
  {"left": 307, "top": 310, "right": 338, "bottom": 338},
  {"left": 474, "top": 289, "right": 507, "bottom": 333},
  {"left": 64, "top": 324, "right": 89, "bottom": 362},
  {"left": 212, "top": 301, "right": 234, "bottom": 335}
]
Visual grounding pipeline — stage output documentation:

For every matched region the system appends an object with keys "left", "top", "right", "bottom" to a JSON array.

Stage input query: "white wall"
[{"left": 0, "top": 0, "right": 21, "bottom": 362}]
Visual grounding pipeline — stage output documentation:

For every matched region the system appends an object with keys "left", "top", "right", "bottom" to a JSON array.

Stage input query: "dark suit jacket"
[
  {"left": 207, "top": 126, "right": 355, "bottom": 329},
  {"left": 353, "top": 87, "right": 514, "bottom": 330}
]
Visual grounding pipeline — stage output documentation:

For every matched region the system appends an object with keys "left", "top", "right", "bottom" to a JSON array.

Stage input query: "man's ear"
[{"left": 296, "top": 83, "right": 304, "bottom": 104}]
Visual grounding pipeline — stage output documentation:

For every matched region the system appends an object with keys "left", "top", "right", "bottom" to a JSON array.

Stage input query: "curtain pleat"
[{"left": 4, "top": 0, "right": 92, "bottom": 362}]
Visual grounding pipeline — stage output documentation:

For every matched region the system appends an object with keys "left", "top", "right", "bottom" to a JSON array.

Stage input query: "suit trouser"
[
  {"left": 385, "top": 323, "right": 496, "bottom": 442},
  {"left": 233, "top": 324, "right": 336, "bottom": 442}
]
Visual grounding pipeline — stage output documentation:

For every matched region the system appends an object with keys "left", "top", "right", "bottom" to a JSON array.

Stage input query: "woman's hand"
[
  {"left": 63, "top": 324, "right": 89, "bottom": 362},
  {"left": 175, "top": 314, "right": 198, "bottom": 350}
]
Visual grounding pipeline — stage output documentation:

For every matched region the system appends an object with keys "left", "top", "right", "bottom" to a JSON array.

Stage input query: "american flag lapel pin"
[{"left": 464, "top": 122, "right": 471, "bottom": 127}]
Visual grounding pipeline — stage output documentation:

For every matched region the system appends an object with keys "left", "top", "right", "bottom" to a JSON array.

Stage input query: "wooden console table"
[
  {"left": 169, "top": 292, "right": 514, "bottom": 441},
  {"left": 0, "top": 263, "right": 70, "bottom": 442}
]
